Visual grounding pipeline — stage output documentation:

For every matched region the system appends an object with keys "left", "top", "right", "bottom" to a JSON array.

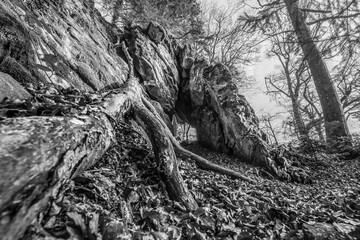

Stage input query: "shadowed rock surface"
[{"left": 179, "top": 62, "right": 269, "bottom": 166}]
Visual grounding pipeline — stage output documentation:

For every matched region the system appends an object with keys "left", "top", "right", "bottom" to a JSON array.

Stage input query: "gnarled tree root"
[
  {"left": 0, "top": 77, "right": 257, "bottom": 239},
  {"left": 133, "top": 102, "right": 198, "bottom": 210},
  {"left": 174, "top": 147, "right": 257, "bottom": 184},
  {"left": 141, "top": 96, "right": 258, "bottom": 184},
  {"left": 0, "top": 114, "right": 115, "bottom": 240}
]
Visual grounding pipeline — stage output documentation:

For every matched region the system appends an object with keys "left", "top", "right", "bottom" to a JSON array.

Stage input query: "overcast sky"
[{"left": 199, "top": 0, "right": 279, "bottom": 114}]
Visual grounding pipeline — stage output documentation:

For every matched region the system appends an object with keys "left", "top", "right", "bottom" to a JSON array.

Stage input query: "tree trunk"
[
  {"left": 0, "top": 115, "right": 114, "bottom": 240},
  {"left": 0, "top": 78, "right": 199, "bottom": 240},
  {"left": 284, "top": 0, "right": 350, "bottom": 142},
  {"left": 291, "top": 98, "right": 309, "bottom": 142},
  {"left": 316, "top": 123, "right": 325, "bottom": 141},
  {"left": 284, "top": 67, "right": 309, "bottom": 141},
  {"left": 267, "top": 118, "right": 279, "bottom": 145},
  {"left": 133, "top": 99, "right": 198, "bottom": 210}
]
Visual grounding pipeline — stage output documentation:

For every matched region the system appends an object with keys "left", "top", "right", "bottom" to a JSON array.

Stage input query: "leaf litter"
[{"left": 8, "top": 98, "right": 359, "bottom": 239}]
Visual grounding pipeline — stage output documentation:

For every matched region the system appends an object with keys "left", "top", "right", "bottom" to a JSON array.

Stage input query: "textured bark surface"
[
  {"left": 0, "top": 75, "right": 140, "bottom": 240},
  {"left": 0, "top": 114, "right": 114, "bottom": 240},
  {"left": 134, "top": 100, "right": 198, "bottom": 210},
  {"left": 0, "top": 77, "right": 199, "bottom": 240},
  {"left": 284, "top": 0, "right": 350, "bottom": 141}
]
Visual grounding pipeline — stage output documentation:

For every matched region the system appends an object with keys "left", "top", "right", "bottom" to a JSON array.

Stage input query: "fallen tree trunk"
[
  {"left": 0, "top": 76, "right": 142, "bottom": 240},
  {"left": 0, "top": 114, "right": 114, "bottom": 240},
  {"left": 0, "top": 77, "right": 196, "bottom": 239}
]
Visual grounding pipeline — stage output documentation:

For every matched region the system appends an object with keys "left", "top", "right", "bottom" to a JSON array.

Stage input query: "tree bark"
[
  {"left": 0, "top": 78, "right": 199, "bottom": 239},
  {"left": 133, "top": 100, "right": 198, "bottom": 210},
  {"left": 0, "top": 114, "right": 114, "bottom": 240},
  {"left": 283, "top": 64, "right": 309, "bottom": 141},
  {"left": 284, "top": 0, "right": 350, "bottom": 142}
]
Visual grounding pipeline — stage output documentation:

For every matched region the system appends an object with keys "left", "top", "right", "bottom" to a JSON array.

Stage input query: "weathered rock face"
[
  {"left": 126, "top": 25, "right": 180, "bottom": 113},
  {"left": 125, "top": 26, "right": 270, "bottom": 167},
  {"left": 177, "top": 59, "right": 269, "bottom": 166},
  {"left": 0, "top": 0, "right": 129, "bottom": 92}
]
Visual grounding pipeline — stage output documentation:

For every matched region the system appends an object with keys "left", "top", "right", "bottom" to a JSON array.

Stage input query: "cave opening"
[{"left": 172, "top": 113, "right": 197, "bottom": 144}]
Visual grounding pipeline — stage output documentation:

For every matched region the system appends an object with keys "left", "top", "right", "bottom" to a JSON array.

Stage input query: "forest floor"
[{"left": 24, "top": 121, "right": 360, "bottom": 240}]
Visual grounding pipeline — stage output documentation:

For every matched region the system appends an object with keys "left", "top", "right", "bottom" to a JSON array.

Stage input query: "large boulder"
[{"left": 178, "top": 61, "right": 269, "bottom": 166}]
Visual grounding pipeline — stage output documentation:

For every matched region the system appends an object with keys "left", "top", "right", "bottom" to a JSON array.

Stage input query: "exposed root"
[
  {"left": 266, "top": 147, "right": 313, "bottom": 184},
  {"left": 133, "top": 101, "right": 198, "bottom": 210},
  {"left": 120, "top": 44, "right": 198, "bottom": 209},
  {"left": 174, "top": 146, "right": 257, "bottom": 184},
  {"left": 141, "top": 97, "right": 258, "bottom": 184}
]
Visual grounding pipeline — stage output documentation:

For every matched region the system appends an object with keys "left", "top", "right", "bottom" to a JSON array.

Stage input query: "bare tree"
[
  {"left": 333, "top": 52, "right": 360, "bottom": 121},
  {"left": 241, "top": 0, "right": 355, "bottom": 143},
  {"left": 259, "top": 112, "right": 282, "bottom": 145},
  {"left": 97, "top": 0, "right": 203, "bottom": 38},
  {"left": 266, "top": 32, "right": 308, "bottom": 141},
  {"left": 299, "top": 0, "right": 360, "bottom": 124},
  {"left": 264, "top": 27, "right": 328, "bottom": 143},
  {"left": 283, "top": 0, "right": 350, "bottom": 143},
  {"left": 194, "top": 1, "right": 259, "bottom": 87}
]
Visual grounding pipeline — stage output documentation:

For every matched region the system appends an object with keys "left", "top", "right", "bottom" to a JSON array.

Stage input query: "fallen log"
[
  {"left": 0, "top": 114, "right": 114, "bottom": 240},
  {"left": 0, "top": 77, "right": 198, "bottom": 239},
  {"left": 0, "top": 77, "right": 141, "bottom": 240}
]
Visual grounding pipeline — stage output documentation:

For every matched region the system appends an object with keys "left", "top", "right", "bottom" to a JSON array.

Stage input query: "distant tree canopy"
[
  {"left": 98, "top": 0, "right": 203, "bottom": 39},
  {"left": 192, "top": 1, "right": 260, "bottom": 88}
]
